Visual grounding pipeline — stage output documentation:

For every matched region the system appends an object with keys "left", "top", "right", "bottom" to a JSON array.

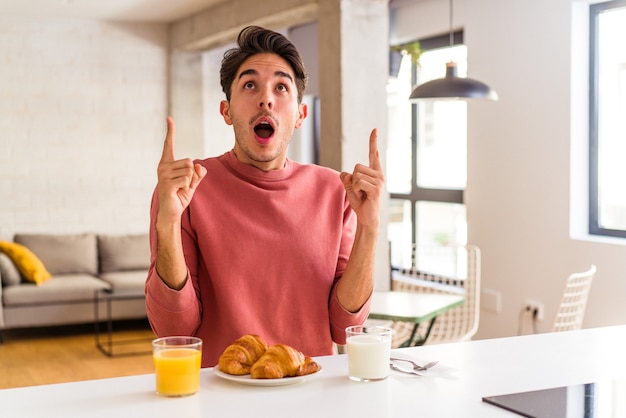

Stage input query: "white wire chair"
[
  {"left": 551, "top": 265, "right": 596, "bottom": 332},
  {"left": 388, "top": 244, "right": 481, "bottom": 348}
]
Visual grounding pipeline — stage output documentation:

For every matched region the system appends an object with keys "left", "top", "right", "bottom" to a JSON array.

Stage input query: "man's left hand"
[{"left": 340, "top": 128, "right": 385, "bottom": 228}]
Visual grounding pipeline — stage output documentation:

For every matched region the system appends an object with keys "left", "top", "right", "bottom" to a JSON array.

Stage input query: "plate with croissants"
[{"left": 214, "top": 334, "right": 322, "bottom": 386}]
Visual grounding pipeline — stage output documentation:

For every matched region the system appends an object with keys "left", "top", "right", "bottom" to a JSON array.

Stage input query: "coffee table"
[{"left": 93, "top": 288, "right": 152, "bottom": 357}]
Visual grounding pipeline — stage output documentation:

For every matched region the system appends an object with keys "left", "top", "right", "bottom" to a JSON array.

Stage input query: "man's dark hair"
[{"left": 220, "top": 26, "right": 308, "bottom": 103}]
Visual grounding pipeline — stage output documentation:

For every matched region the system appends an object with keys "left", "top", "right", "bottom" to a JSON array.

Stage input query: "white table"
[
  {"left": 2, "top": 325, "right": 626, "bottom": 417},
  {"left": 369, "top": 290, "right": 465, "bottom": 346}
]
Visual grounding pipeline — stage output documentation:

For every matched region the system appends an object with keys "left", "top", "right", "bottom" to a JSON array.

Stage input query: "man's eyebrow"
[
  {"left": 238, "top": 69, "right": 258, "bottom": 79},
  {"left": 275, "top": 71, "right": 293, "bottom": 83},
  {"left": 238, "top": 69, "right": 294, "bottom": 83}
]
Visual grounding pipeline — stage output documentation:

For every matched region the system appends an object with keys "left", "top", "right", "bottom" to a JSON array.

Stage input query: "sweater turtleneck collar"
[{"left": 219, "top": 150, "right": 294, "bottom": 183}]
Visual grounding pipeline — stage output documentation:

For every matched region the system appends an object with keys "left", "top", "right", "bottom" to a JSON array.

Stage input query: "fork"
[
  {"left": 390, "top": 357, "right": 439, "bottom": 371},
  {"left": 389, "top": 363, "right": 423, "bottom": 376}
]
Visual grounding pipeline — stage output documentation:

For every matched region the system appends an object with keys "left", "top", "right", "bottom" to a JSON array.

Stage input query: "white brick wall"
[{"left": 0, "top": 17, "right": 169, "bottom": 240}]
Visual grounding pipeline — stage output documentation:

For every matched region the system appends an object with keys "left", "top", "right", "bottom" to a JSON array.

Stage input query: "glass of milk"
[{"left": 345, "top": 325, "right": 392, "bottom": 382}]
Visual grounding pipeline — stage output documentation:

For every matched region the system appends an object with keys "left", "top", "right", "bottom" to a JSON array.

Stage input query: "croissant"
[
  {"left": 218, "top": 334, "right": 269, "bottom": 375},
  {"left": 250, "top": 344, "right": 321, "bottom": 379}
]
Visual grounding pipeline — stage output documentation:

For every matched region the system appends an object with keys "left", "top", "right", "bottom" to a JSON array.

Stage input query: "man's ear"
[
  {"left": 220, "top": 100, "right": 233, "bottom": 125},
  {"left": 294, "top": 102, "right": 308, "bottom": 129}
]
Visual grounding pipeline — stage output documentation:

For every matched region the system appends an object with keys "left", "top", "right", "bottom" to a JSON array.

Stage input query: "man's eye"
[
  {"left": 244, "top": 81, "right": 254, "bottom": 89},
  {"left": 277, "top": 84, "right": 288, "bottom": 92}
]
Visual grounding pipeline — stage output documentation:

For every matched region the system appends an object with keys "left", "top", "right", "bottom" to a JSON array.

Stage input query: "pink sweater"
[{"left": 145, "top": 151, "right": 370, "bottom": 367}]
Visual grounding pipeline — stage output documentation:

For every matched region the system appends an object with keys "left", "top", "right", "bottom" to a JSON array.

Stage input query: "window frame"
[
  {"left": 588, "top": 0, "right": 626, "bottom": 239},
  {"left": 389, "top": 30, "right": 465, "bottom": 246}
]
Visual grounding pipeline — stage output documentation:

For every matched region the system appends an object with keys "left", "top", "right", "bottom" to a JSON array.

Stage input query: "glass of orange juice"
[{"left": 152, "top": 336, "right": 202, "bottom": 397}]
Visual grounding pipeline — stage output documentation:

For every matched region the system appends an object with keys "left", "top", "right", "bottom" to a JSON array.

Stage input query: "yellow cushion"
[{"left": 0, "top": 240, "right": 52, "bottom": 285}]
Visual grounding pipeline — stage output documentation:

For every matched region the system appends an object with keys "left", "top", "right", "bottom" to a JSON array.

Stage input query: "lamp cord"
[{"left": 449, "top": 0, "right": 454, "bottom": 47}]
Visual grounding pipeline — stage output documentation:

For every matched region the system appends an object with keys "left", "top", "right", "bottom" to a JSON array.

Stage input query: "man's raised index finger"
[
  {"left": 368, "top": 128, "right": 382, "bottom": 171},
  {"left": 161, "top": 116, "right": 176, "bottom": 163}
]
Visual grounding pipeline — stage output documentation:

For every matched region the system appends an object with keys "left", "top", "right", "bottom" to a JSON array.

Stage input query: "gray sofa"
[{"left": 0, "top": 233, "right": 149, "bottom": 341}]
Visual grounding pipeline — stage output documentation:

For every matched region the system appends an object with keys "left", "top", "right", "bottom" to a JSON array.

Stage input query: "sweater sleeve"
[
  {"left": 328, "top": 284, "right": 372, "bottom": 345},
  {"left": 327, "top": 196, "right": 372, "bottom": 345},
  {"left": 145, "top": 269, "right": 201, "bottom": 336}
]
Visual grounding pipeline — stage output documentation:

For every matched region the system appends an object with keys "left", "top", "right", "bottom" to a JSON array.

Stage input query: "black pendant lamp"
[{"left": 409, "top": 0, "right": 498, "bottom": 101}]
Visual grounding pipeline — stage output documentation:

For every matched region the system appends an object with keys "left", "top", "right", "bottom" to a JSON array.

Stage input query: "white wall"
[
  {"left": 394, "top": 0, "right": 626, "bottom": 339},
  {"left": 0, "top": 17, "right": 168, "bottom": 239}
]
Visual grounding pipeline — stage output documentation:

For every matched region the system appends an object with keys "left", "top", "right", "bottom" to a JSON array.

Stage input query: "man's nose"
[{"left": 258, "top": 89, "right": 273, "bottom": 109}]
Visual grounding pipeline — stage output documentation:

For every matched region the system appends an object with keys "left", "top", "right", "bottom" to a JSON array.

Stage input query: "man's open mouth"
[{"left": 254, "top": 120, "right": 275, "bottom": 139}]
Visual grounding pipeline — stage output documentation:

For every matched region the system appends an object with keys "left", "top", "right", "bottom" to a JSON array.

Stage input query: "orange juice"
[{"left": 153, "top": 348, "right": 202, "bottom": 396}]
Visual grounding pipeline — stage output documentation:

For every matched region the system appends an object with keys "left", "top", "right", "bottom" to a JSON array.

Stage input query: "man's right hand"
[
  {"left": 154, "top": 117, "right": 206, "bottom": 290},
  {"left": 156, "top": 116, "right": 207, "bottom": 225}
]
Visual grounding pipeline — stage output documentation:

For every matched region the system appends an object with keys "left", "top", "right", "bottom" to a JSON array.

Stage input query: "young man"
[{"left": 146, "top": 26, "right": 384, "bottom": 367}]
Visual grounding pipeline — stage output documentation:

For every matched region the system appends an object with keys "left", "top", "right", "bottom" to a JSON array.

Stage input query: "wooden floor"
[{"left": 0, "top": 320, "right": 156, "bottom": 389}]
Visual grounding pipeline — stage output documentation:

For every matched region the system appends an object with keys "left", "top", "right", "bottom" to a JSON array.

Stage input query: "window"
[
  {"left": 387, "top": 32, "right": 467, "bottom": 269},
  {"left": 589, "top": 0, "right": 626, "bottom": 238}
]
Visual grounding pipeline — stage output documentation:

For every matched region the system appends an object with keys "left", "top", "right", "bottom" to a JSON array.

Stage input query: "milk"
[{"left": 346, "top": 332, "right": 391, "bottom": 382}]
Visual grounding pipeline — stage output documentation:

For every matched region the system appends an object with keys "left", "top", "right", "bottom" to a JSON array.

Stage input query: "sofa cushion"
[
  {"left": 2, "top": 274, "right": 110, "bottom": 306},
  {"left": 0, "top": 241, "right": 52, "bottom": 285},
  {"left": 0, "top": 251, "right": 25, "bottom": 287},
  {"left": 98, "top": 233, "right": 150, "bottom": 273},
  {"left": 14, "top": 233, "right": 98, "bottom": 276},
  {"left": 99, "top": 270, "right": 147, "bottom": 291}
]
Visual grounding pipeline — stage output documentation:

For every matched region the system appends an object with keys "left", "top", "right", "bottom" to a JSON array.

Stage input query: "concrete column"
[
  {"left": 318, "top": 0, "right": 389, "bottom": 172},
  {"left": 169, "top": 50, "right": 205, "bottom": 158},
  {"left": 318, "top": 0, "right": 390, "bottom": 290}
]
